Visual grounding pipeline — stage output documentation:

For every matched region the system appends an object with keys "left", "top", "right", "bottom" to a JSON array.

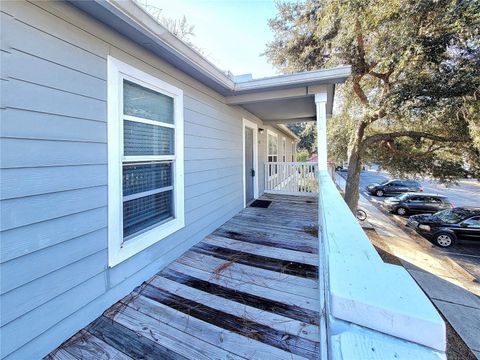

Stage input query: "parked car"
[
  {"left": 407, "top": 207, "right": 480, "bottom": 247},
  {"left": 366, "top": 179, "right": 423, "bottom": 197},
  {"left": 335, "top": 161, "right": 349, "bottom": 172},
  {"left": 382, "top": 193, "right": 453, "bottom": 216}
]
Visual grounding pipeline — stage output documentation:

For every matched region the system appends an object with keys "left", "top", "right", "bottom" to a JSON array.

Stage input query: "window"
[
  {"left": 462, "top": 217, "right": 480, "bottom": 227},
  {"left": 267, "top": 130, "right": 278, "bottom": 177},
  {"left": 291, "top": 142, "right": 295, "bottom": 161},
  {"left": 282, "top": 137, "right": 286, "bottom": 162},
  {"left": 107, "top": 56, "right": 184, "bottom": 266},
  {"left": 427, "top": 197, "right": 443, "bottom": 204}
]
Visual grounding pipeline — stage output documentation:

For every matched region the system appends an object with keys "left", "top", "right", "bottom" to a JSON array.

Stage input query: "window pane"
[
  {"left": 124, "top": 120, "right": 174, "bottom": 156},
  {"left": 123, "top": 190, "right": 173, "bottom": 238},
  {"left": 268, "top": 135, "right": 278, "bottom": 155},
  {"left": 123, "top": 162, "right": 172, "bottom": 196},
  {"left": 124, "top": 80, "right": 174, "bottom": 124}
]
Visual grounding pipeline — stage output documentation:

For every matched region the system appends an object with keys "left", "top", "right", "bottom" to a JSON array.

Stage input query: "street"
[
  {"left": 341, "top": 170, "right": 480, "bottom": 280},
  {"left": 356, "top": 170, "right": 480, "bottom": 208}
]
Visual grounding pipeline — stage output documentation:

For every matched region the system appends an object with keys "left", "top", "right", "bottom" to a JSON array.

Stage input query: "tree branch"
[
  {"left": 355, "top": 19, "right": 366, "bottom": 71},
  {"left": 352, "top": 76, "right": 369, "bottom": 106},
  {"left": 362, "top": 131, "right": 468, "bottom": 148}
]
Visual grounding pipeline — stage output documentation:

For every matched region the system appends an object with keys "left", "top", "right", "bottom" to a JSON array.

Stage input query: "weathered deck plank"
[
  {"left": 47, "top": 194, "right": 320, "bottom": 360},
  {"left": 167, "top": 262, "right": 320, "bottom": 311},
  {"left": 149, "top": 274, "right": 320, "bottom": 341},
  {"left": 205, "top": 235, "right": 319, "bottom": 266}
]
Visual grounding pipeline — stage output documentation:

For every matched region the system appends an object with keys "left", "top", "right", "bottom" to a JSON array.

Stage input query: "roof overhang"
[
  {"left": 69, "top": 0, "right": 350, "bottom": 121},
  {"left": 275, "top": 124, "right": 300, "bottom": 141}
]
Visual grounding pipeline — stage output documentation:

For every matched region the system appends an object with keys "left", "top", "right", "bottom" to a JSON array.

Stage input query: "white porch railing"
[{"left": 264, "top": 162, "right": 318, "bottom": 195}]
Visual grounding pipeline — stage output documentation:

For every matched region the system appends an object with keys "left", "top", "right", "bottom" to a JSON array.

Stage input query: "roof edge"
[
  {"left": 276, "top": 124, "right": 300, "bottom": 141},
  {"left": 235, "top": 67, "right": 351, "bottom": 93},
  {"left": 69, "top": 0, "right": 351, "bottom": 96}
]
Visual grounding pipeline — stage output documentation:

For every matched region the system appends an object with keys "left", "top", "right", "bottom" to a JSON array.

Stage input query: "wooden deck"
[{"left": 47, "top": 194, "right": 320, "bottom": 360}]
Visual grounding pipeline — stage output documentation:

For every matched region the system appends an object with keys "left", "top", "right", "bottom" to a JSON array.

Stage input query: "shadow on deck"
[{"left": 47, "top": 194, "right": 320, "bottom": 360}]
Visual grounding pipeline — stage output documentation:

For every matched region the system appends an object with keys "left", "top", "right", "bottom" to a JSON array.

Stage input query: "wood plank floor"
[{"left": 47, "top": 194, "right": 320, "bottom": 360}]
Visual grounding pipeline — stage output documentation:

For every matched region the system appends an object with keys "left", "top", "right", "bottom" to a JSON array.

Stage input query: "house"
[{"left": 0, "top": 1, "right": 446, "bottom": 359}]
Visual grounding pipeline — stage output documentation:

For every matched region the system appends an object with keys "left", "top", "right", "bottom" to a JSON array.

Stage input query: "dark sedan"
[
  {"left": 366, "top": 179, "right": 423, "bottom": 197},
  {"left": 383, "top": 193, "right": 452, "bottom": 216},
  {"left": 407, "top": 207, "right": 480, "bottom": 247}
]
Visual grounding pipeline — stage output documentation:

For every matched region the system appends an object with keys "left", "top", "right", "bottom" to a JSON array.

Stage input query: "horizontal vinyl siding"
[
  {"left": 0, "top": 1, "right": 255, "bottom": 359},
  {"left": 0, "top": 186, "right": 107, "bottom": 231},
  {"left": 0, "top": 165, "right": 107, "bottom": 200},
  {"left": 1, "top": 251, "right": 107, "bottom": 326},
  {"left": 1, "top": 108, "right": 106, "bottom": 143},
  {"left": 1, "top": 228, "right": 107, "bottom": 294},
  {"left": 0, "top": 207, "right": 107, "bottom": 263}
]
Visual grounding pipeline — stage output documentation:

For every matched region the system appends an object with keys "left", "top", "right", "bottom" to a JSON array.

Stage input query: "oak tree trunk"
[
  {"left": 343, "top": 122, "right": 366, "bottom": 211},
  {"left": 344, "top": 148, "right": 363, "bottom": 211}
]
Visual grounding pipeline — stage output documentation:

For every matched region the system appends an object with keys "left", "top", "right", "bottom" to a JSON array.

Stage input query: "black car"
[
  {"left": 366, "top": 179, "right": 423, "bottom": 197},
  {"left": 407, "top": 207, "right": 480, "bottom": 247},
  {"left": 383, "top": 193, "right": 452, "bottom": 216}
]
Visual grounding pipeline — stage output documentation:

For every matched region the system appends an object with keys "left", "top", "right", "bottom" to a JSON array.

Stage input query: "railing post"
[{"left": 315, "top": 93, "right": 328, "bottom": 172}]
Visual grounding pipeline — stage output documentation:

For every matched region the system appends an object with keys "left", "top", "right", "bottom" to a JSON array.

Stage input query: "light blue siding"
[
  {"left": 0, "top": 1, "right": 240, "bottom": 359},
  {"left": 1, "top": 165, "right": 107, "bottom": 200},
  {"left": 0, "top": 1, "right": 297, "bottom": 359},
  {"left": 1, "top": 49, "right": 106, "bottom": 100},
  {"left": 0, "top": 207, "right": 106, "bottom": 263},
  {"left": 1, "top": 108, "right": 106, "bottom": 143},
  {"left": 0, "top": 186, "right": 107, "bottom": 231},
  {"left": 1, "top": 228, "right": 107, "bottom": 294}
]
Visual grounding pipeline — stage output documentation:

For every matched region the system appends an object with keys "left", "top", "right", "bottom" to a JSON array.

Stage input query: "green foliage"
[
  {"left": 287, "top": 122, "right": 317, "bottom": 154},
  {"left": 296, "top": 149, "right": 310, "bottom": 162},
  {"left": 266, "top": 0, "right": 480, "bottom": 187}
]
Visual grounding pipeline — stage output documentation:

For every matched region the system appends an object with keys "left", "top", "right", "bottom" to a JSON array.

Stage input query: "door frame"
[{"left": 242, "top": 118, "right": 259, "bottom": 207}]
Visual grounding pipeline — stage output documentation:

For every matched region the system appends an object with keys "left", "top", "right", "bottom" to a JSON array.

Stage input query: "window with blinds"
[
  {"left": 122, "top": 80, "right": 175, "bottom": 240},
  {"left": 108, "top": 56, "right": 184, "bottom": 267}
]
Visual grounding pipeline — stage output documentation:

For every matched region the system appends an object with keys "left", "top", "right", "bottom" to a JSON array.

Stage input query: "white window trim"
[
  {"left": 107, "top": 56, "right": 184, "bottom": 267},
  {"left": 292, "top": 141, "right": 296, "bottom": 162},
  {"left": 267, "top": 129, "right": 279, "bottom": 180},
  {"left": 282, "top": 137, "right": 287, "bottom": 162},
  {"left": 242, "top": 118, "right": 259, "bottom": 207}
]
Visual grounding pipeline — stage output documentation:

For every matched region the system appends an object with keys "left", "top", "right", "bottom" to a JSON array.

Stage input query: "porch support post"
[
  {"left": 315, "top": 93, "right": 328, "bottom": 171},
  {"left": 315, "top": 92, "right": 330, "bottom": 359}
]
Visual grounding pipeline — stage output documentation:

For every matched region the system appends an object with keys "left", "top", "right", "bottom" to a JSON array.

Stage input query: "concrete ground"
[{"left": 335, "top": 174, "right": 480, "bottom": 359}]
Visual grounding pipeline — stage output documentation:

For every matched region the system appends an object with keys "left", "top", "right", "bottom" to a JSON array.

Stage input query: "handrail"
[
  {"left": 317, "top": 170, "right": 446, "bottom": 354},
  {"left": 264, "top": 162, "right": 318, "bottom": 195}
]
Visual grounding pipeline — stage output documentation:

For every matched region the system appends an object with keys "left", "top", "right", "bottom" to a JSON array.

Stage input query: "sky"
[{"left": 144, "top": 0, "right": 281, "bottom": 79}]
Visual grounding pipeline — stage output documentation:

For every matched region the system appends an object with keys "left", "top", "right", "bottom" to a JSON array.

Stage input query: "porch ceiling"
[
  {"left": 227, "top": 83, "right": 337, "bottom": 124},
  {"left": 242, "top": 96, "right": 316, "bottom": 122}
]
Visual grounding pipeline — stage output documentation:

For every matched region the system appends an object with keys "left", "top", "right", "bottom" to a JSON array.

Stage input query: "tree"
[
  {"left": 287, "top": 122, "right": 317, "bottom": 154},
  {"left": 136, "top": 1, "right": 197, "bottom": 48},
  {"left": 265, "top": 0, "right": 480, "bottom": 210}
]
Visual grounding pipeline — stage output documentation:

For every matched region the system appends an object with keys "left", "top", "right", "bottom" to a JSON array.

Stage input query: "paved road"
[
  {"left": 341, "top": 170, "right": 480, "bottom": 280},
  {"left": 355, "top": 170, "right": 480, "bottom": 207}
]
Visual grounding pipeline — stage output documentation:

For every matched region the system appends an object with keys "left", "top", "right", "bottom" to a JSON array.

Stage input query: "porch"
[{"left": 47, "top": 194, "right": 321, "bottom": 360}]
